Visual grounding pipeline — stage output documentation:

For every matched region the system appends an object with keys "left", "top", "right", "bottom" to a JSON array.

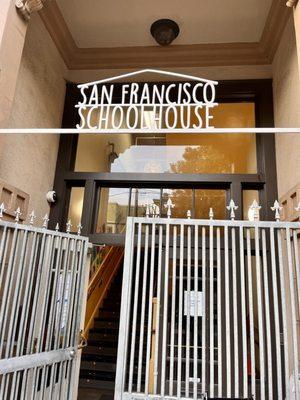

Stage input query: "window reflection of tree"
[
  {"left": 170, "top": 145, "right": 231, "bottom": 174},
  {"left": 169, "top": 146, "right": 227, "bottom": 219}
]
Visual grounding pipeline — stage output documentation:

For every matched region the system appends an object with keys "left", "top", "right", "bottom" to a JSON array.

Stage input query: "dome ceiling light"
[{"left": 150, "top": 19, "right": 180, "bottom": 46}]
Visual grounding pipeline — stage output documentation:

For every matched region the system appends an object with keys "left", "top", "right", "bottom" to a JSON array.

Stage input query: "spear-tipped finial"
[
  {"left": 164, "top": 196, "right": 174, "bottom": 218},
  {"left": 0, "top": 203, "right": 6, "bottom": 219},
  {"left": 249, "top": 199, "right": 261, "bottom": 221},
  {"left": 77, "top": 222, "right": 83, "bottom": 236},
  {"left": 187, "top": 210, "right": 191, "bottom": 219},
  {"left": 271, "top": 200, "right": 282, "bottom": 221},
  {"left": 55, "top": 223, "right": 60, "bottom": 232},
  {"left": 226, "top": 199, "right": 238, "bottom": 220},
  {"left": 42, "top": 214, "right": 49, "bottom": 229},
  {"left": 66, "top": 219, "right": 72, "bottom": 233},
  {"left": 145, "top": 204, "right": 150, "bottom": 218},
  {"left": 155, "top": 206, "right": 160, "bottom": 218},
  {"left": 14, "top": 207, "right": 22, "bottom": 222},
  {"left": 28, "top": 210, "right": 36, "bottom": 225},
  {"left": 209, "top": 207, "right": 214, "bottom": 220},
  {"left": 295, "top": 202, "right": 300, "bottom": 212}
]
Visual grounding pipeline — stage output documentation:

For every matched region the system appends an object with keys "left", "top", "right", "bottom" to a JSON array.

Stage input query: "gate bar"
[
  {"left": 128, "top": 223, "right": 142, "bottom": 392},
  {"left": 246, "top": 228, "right": 256, "bottom": 398},
  {"left": 262, "top": 229, "right": 273, "bottom": 400},
  {"left": 224, "top": 226, "right": 230, "bottom": 397},
  {"left": 137, "top": 223, "right": 150, "bottom": 392},
  {"left": 193, "top": 225, "right": 199, "bottom": 400},
  {"left": 144, "top": 223, "right": 156, "bottom": 395},
  {"left": 201, "top": 227, "right": 206, "bottom": 395},
  {"left": 239, "top": 226, "right": 248, "bottom": 399},
  {"left": 0, "top": 348, "right": 76, "bottom": 375},
  {"left": 169, "top": 225, "right": 177, "bottom": 396},
  {"left": 286, "top": 228, "right": 300, "bottom": 400}
]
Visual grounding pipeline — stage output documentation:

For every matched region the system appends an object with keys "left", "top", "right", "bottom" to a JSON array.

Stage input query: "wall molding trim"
[{"left": 39, "top": 0, "right": 291, "bottom": 70}]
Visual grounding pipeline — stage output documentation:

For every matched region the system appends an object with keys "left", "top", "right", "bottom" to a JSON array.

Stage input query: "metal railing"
[
  {"left": 115, "top": 199, "right": 300, "bottom": 400},
  {"left": 0, "top": 209, "right": 90, "bottom": 400}
]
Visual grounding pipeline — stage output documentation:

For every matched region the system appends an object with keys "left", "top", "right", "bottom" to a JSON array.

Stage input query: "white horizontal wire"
[{"left": 1, "top": 128, "right": 300, "bottom": 134}]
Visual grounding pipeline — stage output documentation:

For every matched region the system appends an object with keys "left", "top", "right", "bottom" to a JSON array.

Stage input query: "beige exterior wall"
[
  {"left": 0, "top": 0, "right": 27, "bottom": 127},
  {"left": 273, "top": 15, "right": 300, "bottom": 198},
  {"left": 0, "top": 14, "right": 67, "bottom": 219}
]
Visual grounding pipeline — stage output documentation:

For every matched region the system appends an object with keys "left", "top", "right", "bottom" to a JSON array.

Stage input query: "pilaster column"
[
  {"left": 289, "top": 1, "right": 300, "bottom": 78},
  {"left": 0, "top": 0, "right": 47, "bottom": 128}
]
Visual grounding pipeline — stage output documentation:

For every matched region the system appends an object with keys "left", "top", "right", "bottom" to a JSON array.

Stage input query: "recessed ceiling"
[{"left": 56, "top": 0, "right": 273, "bottom": 48}]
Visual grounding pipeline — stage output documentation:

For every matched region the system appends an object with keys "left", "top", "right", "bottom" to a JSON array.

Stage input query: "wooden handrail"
[
  {"left": 88, "top": 246, "right": 113, "bottom": 297},
  {"left": 84, "top": 245, "right": 124, "bottom": 337}
]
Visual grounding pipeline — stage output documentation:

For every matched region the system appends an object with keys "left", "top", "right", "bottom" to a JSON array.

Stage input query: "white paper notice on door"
[{"left": 184, "top": 291, "right": 203, "bottom": 317}]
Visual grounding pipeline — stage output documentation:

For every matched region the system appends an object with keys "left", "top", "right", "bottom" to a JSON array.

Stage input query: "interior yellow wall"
[
  {"left": 75, "top": 109, "right": 132, "bottom": 172},
  {"left": 67, "top": 187, "right": 84, "bottom": 228},
  {"left": 75, "top": 133, "right": 132, "bottom": 172}
]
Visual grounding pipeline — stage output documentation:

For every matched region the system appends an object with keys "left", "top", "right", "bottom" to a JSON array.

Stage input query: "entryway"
[{"left": 114, "top": 213, "right": 300, "bottom": 400}]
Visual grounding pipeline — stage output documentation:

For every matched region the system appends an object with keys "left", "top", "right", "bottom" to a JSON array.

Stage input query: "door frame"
[{"left": 49, "top": 79, "right": 277, "bottom": 244}]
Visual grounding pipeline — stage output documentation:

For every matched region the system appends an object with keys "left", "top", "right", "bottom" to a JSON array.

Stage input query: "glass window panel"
[
  {"left": 194, "top": 189, "right": 226, "bottom": 220},
  {"left": 67, "top": 187, "right": 84, "bottom": 229},
  {"left": 96, "top": 188, "right": 131, "bottom": 233},
  {"left": 162, "top": 189, "right": 193, "bottom": 219},
  {"left": 161, "top": 189, "right": 226, "bottom": 219},
  {"left": 74, "top": 103, "right": 257, "bottom": 174},
  {"left": 131, "top": 188, "right": 161, "bottom": 217},
  {"left": 243, "top": 190, "right": 260, "bottom": 221}
]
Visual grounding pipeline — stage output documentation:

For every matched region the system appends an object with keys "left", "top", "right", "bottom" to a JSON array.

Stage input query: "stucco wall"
[
  {"left": 0, "top": 14, "right": 67, "bottom": 219},
  {"left": 273, "top": 15, "right": 300, "bottom": 198}
]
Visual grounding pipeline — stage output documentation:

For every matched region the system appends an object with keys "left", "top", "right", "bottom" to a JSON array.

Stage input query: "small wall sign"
[
  {"left": 184, "top": 290, "right": 204, "bottom": 317},
  {"left": 76, "top": 69, "right": 218, "bottom": 132}
]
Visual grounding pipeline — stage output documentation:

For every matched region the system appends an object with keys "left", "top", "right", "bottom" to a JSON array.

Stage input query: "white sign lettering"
[{"left": 76, "top": 69, "right": 219, "bottom": 131}]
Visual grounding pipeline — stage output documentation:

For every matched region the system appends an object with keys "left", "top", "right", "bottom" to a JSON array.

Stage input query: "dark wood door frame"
[{"left": 49, "top": 79, "right": 277, "bottom": 243}]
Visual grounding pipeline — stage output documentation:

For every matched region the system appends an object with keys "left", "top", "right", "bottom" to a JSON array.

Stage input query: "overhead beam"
[{"left": 39, "top": 0, "right": 291, "bottom": 70}]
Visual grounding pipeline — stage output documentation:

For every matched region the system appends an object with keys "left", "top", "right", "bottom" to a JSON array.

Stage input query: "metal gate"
[
  {"left": 115, "top": 201, "right": 300, "bottom": 400},
  {"left": 0, "top": 217, "right": 91, "bottom": 399}
]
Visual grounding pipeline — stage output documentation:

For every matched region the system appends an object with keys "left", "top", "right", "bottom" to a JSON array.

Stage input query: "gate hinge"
[{"left": 78, "top": 329, "right": 88, "bottom": 349}]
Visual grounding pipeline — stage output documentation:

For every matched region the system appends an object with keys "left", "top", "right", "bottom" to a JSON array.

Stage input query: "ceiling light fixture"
[{"left": 150, "top": 19, "right": 180, "bottom": 46}]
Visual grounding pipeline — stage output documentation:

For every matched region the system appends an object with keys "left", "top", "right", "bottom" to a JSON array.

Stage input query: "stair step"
[
  {"left": 89, "top": 328, "right": 119, "bottom": 343},
  {"left": 101, "top": 303, "right": 121, "bottom": 311},
  {"left": 106, "top": 295, "right": 121, "bottom": 301},
  {"left": 97, "top": 310, "right": 120, "bottom": 319},
  {"left": 106, "top": 285, "right": 121, "bottom": 290},
  {"left": 83, "top": 346, "right": 117, "bottom": 356},
  {"left": 103, "top": 299, "right": 121, "bottom": 305},
  {"left": 87, "top": 339, "right": 118, "bottom": 348},
  {"left": 80, "top": 370, "right": 115, "bottom": 381},
  {"left": 87, "top": 333, "right": 118, "bottom": 342},
  {"left": 81, "top": 353, "right": 116, "bottom": 363},
  {"left": 89, "top": 327, "right": 119, "bottom": 336},
  {"left": 78, "top": 378, "right": 115, "bottom": 390},
  {"left": 80, "top": 360, "right": 116, "bottom": 372},
  {"left": 93, "top": 320, "right": 119, "bottom": 330}
]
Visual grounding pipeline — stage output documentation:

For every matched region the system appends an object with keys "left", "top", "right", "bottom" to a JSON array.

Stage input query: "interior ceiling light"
[{"left": 150, "top": 19, "right": 180, "bottom": 46}]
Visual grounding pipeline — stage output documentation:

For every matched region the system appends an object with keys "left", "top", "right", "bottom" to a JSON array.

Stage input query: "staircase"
[{"left": 78, "top": 266, "right": 123, "bottom": 398}]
